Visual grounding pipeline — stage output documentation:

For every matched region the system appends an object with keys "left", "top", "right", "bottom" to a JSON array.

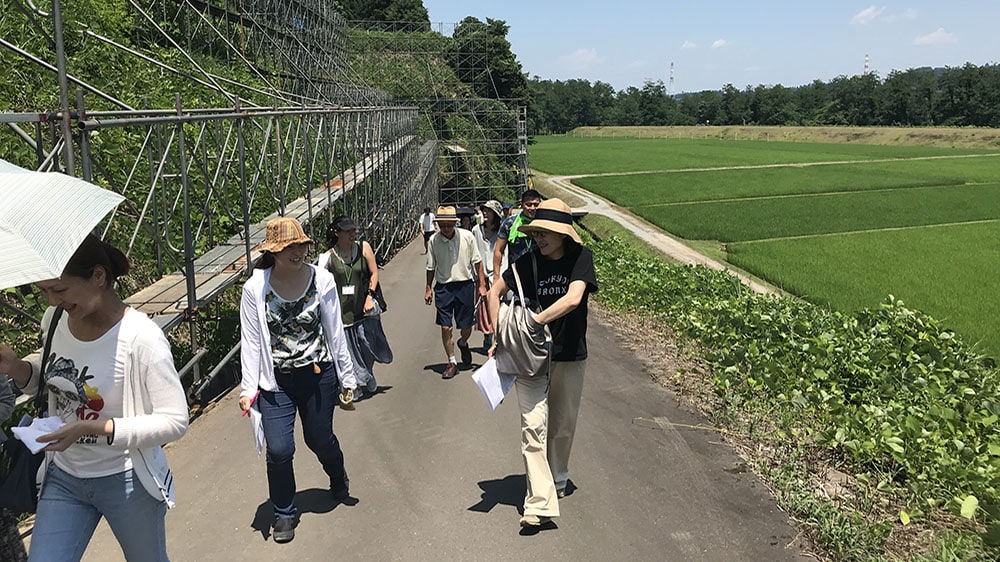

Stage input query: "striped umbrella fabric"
[{"left": 0, "top": 159, "right": 125, "bottom": 289}]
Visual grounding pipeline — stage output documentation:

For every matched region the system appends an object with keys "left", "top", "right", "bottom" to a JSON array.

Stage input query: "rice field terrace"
[{"left": 529, "top": 134, "right": 1000, "bottom": 357}]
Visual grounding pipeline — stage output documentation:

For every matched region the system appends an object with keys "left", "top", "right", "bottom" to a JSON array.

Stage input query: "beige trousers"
[{"left": 515, "top": 359, "right": 586, "bottom": 517}]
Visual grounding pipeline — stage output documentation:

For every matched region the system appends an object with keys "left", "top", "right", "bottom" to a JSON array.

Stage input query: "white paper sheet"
[
  {"left": 249, "top": 404, "right": 264, "bottom": 455},
  {"left": 471, "top": 357, "right": 516, "bottom": 411},
  {"left": 12, "top": 416, "right": 65, "bottom": 454}
]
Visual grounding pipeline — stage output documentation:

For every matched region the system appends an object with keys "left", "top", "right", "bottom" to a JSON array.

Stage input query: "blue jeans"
[
  {"left": 29, "top": 465, "right": 167, "bottom": 562},
  {"left": 260, "top": 362, "right": 347, "bottom": 519}
]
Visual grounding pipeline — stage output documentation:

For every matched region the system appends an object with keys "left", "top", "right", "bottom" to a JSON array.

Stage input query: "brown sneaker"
[{"left": 442, "top": 363, "right": 459, "bottom": 379}]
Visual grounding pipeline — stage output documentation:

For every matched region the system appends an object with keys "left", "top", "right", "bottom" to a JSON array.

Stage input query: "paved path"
[{"left": 80, "top": 238, "right": 808, "bottom": 561}]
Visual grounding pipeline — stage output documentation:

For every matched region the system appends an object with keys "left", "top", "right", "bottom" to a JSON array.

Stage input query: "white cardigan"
[
  {"left": 239, "top": 264, "right": 357, "bottom": 400},
  {"left": 24, "top": 306, "right": 189, "bottom": 507}
]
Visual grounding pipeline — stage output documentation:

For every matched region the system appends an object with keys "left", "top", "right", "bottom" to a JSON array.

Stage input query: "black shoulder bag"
[{"left": 0, "top": 306, "right": 63, "bottom": 514}]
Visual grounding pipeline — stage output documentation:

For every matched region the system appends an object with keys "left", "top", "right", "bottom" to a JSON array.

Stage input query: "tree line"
[{"left": 528, "top": 63, "right": 1000, "bottom": 134}]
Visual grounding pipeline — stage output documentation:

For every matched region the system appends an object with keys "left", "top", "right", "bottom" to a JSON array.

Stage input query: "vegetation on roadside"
[{"left": 578, "top": 216, "right": 1000, "bottom": 561}]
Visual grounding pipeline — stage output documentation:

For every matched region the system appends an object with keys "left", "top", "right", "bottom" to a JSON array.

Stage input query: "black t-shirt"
[{"left": 502, "top": 244, "right": 599, "bottom": 361}]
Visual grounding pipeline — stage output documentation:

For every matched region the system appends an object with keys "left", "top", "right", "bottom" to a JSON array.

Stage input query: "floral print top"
[{"left": 265, "top": 271, "right": 332, "bottom": 370}]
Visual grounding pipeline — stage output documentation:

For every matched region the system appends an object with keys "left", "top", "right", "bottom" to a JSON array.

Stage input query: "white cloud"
[
  {"left": 903, "top": 8, "right": 918, "bottom": 20},
  {"left": 851, "top": 6, "right": 886, "bottom": 25},
  {"left": 559, "top": 48, "right": 604, "bottom": 68},
  {"left": 914, "top": 28, "right": 957, "bottom": 46},
  {"left": 681, "top": 40, "right": 697, "bottom": 50},
  {"left": 711, "top": 39, "right": 728, "bottom": 49}
]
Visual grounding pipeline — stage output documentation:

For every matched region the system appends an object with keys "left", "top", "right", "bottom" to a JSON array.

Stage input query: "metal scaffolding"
[
  {"left": 347, "top": 20, "right": 529, "bottom": 205},
  {"left": 0, "top": 0, "right": 439, "bottom": 403}
]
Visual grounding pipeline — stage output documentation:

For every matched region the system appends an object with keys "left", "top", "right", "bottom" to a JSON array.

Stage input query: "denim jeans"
[
  {"left": 260, "top": 361, "right": 347, "bottom": 519},
  {"left": 29, "top": 464, "right": 167, "bottom": 562}
]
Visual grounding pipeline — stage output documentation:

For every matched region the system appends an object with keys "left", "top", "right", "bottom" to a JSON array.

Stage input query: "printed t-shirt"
[
  {"left": 503, "top": 244, "right": 599, "bottom": 361},
  {"left": 498, "top": 213, "right": 534, "bottom": 264},
  {"left": 46, "top": 312, "right": 128, "bottom": 478},
  {"left": 266, "top": 270, "right": 331, "bottom": 369}
]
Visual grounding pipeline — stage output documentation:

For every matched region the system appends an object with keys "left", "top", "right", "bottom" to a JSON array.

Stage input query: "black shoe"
[
  {"left": 331, "top": 474, "right": 351, "bottom": 503},
  {"left": 272, "top": 517, "right": 297, "bottom": 543},
  {"left": 457, "top": 339, "right": 472, "bottom": 366}
]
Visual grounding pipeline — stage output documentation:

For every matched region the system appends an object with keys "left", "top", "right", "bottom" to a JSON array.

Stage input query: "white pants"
[{"left": 515, "top": 359, "right": 586, "bottom": 517}]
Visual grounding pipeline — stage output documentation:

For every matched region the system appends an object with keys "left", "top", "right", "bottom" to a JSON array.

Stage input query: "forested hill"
[{"left": 528, "top": 63, "right": 1000, "bottom": 134}]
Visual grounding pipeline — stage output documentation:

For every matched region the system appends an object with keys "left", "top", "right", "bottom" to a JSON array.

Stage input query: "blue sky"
[{"left": 421, "top": 1, "right": 1000, "bottom": 93}]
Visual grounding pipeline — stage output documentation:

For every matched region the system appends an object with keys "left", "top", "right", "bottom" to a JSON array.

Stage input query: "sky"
[{"left": 421, "top": 1, "right": 1000, "bottom": 93}]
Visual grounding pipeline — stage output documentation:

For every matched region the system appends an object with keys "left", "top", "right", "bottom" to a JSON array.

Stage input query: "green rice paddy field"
[{"left": 530, "top": 135, "right": 1000, "bottom": 357}]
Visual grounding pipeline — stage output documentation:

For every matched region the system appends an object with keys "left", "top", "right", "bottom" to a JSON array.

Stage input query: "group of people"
[
  {"left": 422, "top": 191, "right": 599, "bottom": 529},
  {"left": 0, "top": 189, "right": 597, "bottom": 559}
]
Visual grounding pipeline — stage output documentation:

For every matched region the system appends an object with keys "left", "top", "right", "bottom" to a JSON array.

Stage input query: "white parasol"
[{"left": 0, "top": 158, "right": 125, "bottom": 289}]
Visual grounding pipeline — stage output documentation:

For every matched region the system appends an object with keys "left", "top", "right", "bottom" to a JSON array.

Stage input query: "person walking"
[
  {"left": 418, "top": 207, "right": 436, "bottom": 254},
  {"left": 486, "top": 198, "right": 598, "bottom": 531},
  {"left": 424, "top": 206, "right": 486, "bottom": 379},
  {"left": 317, "top": 216, "right": 389, "bottom": 403},
  {"left": 492, "top": 189, "right": 543, "bottom": 283},
  {"left": 472, "top": 200, "right": 503, "bottom": 349},
  {"left": 0, "top": 376, "right": 27, "bottom": 562},
  {"left": 0, "top": 234, "right": 189, "bottom": 561},
  {"left": 238, "top": 217, "right": 356, "bottom": 544}
]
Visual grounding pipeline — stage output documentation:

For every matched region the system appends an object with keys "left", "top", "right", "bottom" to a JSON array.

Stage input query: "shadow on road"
[
  {"left": 467, "top": 474, "right": 526, "bottom": 514},
  {"left": 250, "top": 487, "right": 356, "bottom": 540}
]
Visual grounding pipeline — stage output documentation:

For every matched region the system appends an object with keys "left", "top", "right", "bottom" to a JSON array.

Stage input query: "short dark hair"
[
  {"left": 521, "top": 189, "right": 542, "bottom": 202},
  {"left": 423, "top": 207, "right": 431, "bottom": 213}
]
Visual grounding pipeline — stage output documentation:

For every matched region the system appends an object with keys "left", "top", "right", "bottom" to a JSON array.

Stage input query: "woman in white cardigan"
[
  {"left": 0, "top": 234, "right": 188, "bottom": 561},
  {"left": 238, "top": 217, "right": 357, "bottom": 544}
]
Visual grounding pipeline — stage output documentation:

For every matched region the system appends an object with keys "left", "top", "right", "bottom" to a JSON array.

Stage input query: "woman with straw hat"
[
  {"left": 238, "top": 217, "right": 357, "bottom": 543},
  {"left": 486, "top": 198, "right": 598, "bottom": 531}
]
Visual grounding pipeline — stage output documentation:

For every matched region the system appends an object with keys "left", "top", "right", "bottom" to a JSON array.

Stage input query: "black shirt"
[{"left": 503, "top": 244, "right": 599, "bottom": 361}]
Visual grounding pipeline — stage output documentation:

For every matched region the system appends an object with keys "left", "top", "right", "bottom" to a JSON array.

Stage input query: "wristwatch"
[{"left": 367, "top": 288, "right": 377, "bottom": 297}]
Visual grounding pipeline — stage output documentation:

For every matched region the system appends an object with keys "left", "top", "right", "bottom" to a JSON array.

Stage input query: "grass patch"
[
  {"left": 568, "top": 125, "right": 1000, "bottom": 149},
  {"left": 529, "top": 135, "right": 999, "bottom": 176},
  {"left": 633, "top": 183, "right": 1000, "bottom": 242},
  {"left": 574, "top": 157, "right": 1000, "bottom": 206},
  {"left": 728, "top": 221, "right": 1000, "bottom": 358}
]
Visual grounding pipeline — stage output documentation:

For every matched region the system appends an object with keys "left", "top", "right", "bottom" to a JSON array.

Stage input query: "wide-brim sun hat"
[
  {"left": 257, "top": 216, "right": 313, "bottom": 252},
  {"left": 518, "top": 198, "right": 582, "bottom": 244},
  {"left": 434, "top": 205, "right": 458, "bottom": 224},
  {"left": 481, "top": 199, "right": 503, "bottom": 219}
]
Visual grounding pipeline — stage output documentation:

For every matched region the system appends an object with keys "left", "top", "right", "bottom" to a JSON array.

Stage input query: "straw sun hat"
[
  {"left": 518, "top": 198, "right": 581, "bottom": 244},
  {"left": 257, "top": 216, "right": 313, "bottom": 252},
  {"left": 434, "top": 205, "right": 458, "bottom": 224}
]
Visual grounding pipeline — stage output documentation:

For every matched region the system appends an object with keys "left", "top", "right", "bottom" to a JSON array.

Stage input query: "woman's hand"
[
  {"left": 363, "top": 294, "right": 375, "bottom": 314},
  {"left": 239, "top": 395, "right": 254, "bottom": 413},
  {"left": 487, "top": 341, "right": 497, "bottom": 358},
  {"left": 39, "top": 419, "right": 111, "bottom": 452}
]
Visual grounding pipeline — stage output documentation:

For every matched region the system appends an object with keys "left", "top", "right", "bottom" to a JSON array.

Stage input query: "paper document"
[
  {"left": 12, "top": 417, "right": 65, "bottom": 454},
  {"left": 471, "top": 357, "right": 516, "bottom": 411},
  {"left": 249, "top": 405, "right": 264, "bottom": 455}
]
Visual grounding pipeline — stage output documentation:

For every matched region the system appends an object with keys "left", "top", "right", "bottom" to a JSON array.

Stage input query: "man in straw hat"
[
  {"left": 425, "top": 205, "right": 487, "bottom": 379},
  {"left": 485, "top": 198, "right": 598, "bottom": 531}
]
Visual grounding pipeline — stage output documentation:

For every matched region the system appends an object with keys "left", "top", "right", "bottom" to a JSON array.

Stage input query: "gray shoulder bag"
[{"left": 494, "top": 255, "right": 551, "bottom": 377}]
